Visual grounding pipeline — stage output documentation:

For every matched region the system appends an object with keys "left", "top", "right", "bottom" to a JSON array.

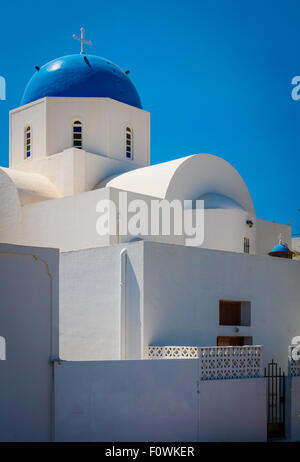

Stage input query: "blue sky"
[{"left": 0, "top": 0, "right": 299, "bottom": 235}]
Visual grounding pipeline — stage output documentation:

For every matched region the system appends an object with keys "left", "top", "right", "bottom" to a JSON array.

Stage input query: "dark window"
[
  {"left": 244, "top": 237, "right": 250, "bottom": 253},
  {"left": 219, "top": 300, "right": 251, "bottom": 326}
]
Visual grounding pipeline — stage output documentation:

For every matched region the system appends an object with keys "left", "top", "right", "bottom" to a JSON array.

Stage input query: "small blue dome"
[
  {"left": 271, "top": 243, "right": 290, "bottom": 253},
  {"left": 21, "top": 54, "right": 142, "bottom": 109}
]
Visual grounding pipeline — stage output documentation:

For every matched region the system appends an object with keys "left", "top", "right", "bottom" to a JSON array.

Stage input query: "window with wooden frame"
[
  {"left": 217, "top": 336, "right": 253, "bottom": 346},
  {"left": 219, "top": 300, "right": 251, "bottom": 326}
]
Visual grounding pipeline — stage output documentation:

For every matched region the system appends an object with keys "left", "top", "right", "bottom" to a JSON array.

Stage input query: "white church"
[{"left": 0, "top": 30, "right": 300, "bottom": 442}]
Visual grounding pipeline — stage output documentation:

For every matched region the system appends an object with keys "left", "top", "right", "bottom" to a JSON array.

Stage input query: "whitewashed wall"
[
  {"left": 14, "top": 148, "right": 138, "bottom": 197},
  {"left": 292, "top": 237, "right": 300, "bottom": 253},
  {"left": 10, "top": 97, "right": 150, "bottom": 169},
  {"left": 59, "top": 242, "right": 144, "bottom": 361},
  {"left": 198, "top": 378, "right": 266, "bottom": 442},
  {"left": 22, "top": 187, "right": 111, "bottom": 251},
  {"left": 54, "top": 359, "right": 267, "bottom": 442},
  {"left": 0, "top": 168, "right": 22, "bottom": 244},
  {"left": 202, "top": 209, "right": 256, "bottom": 254},
  {"left": 10, "top": 99, "right": 46, "bottom": 167},
  {"left": 59, "top": 240, "right": 300, "bottom": 372},
  {"left": 0, "top": 243, "right": 59, "bottom": 442},
  {"left": 0, "top": 181, "right": 289, "bottom": 255},
  {"left": 46, "top": 97, "right": 150, "bottom": 165}
]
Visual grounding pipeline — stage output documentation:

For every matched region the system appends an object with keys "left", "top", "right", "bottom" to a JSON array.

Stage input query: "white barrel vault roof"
[
  {"left": 0, "top": 167, "right": 62, "bottom": 206},
  {"left": 99, "top": 154, "right": 255, "bottom": 215}
]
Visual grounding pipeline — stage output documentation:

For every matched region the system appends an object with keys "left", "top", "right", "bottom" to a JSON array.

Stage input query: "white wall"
[
  {"left": 12, "top": 186, "right": 188, "bottom": 251},
  {"left": 0, "top": 243, "right": 59, "bottom": 441},
  {"left": 59, "top": 242, "right": 144, "bottom": 361},
  {"left": 0, "top": 184, "right": 188, "bottom": 252},
  {"left": 0, "top": 168, "right": 22, "bottom": 244},
  {"left": 143, "top": 242, "right": 300, "bottom": 372},
  {"left": 103, "top": 154, "right": 255, "bottom": 215},
  {"left": 54, "top": 359, "right": 267, "bottom": 442},
  {"left": 198, "top": 378, "right": 266, "bottom": 442},
  {"left": 0, "top": 178, "right": 283, "bottom": 255},
  {"left": 202, "top": 209, "right": 256, "bottom": 254},
  {"left": 9, "top": 97, "right": 150, "bottom": 202},
  {"left": 22, "top": 187, "right": 111, "bottom": 251},
  {"left": 59, "top": 240, "right": 300, "bottom": 371},
  {"left": 107, "top": 188, "right": 255, "bottom": 254},
  {"left": 15, "top": 148, "right": 141, "bottom": 197},
  {"left": 10, "top": 97, "right": 150, "bottom": 168},
  {"left": 46, "top": 98, "right": 150, "bottom": 166}
]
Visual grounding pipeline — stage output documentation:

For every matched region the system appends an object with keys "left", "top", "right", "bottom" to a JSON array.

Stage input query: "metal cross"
[{"left": 73, "top": 27, "right": 92, "bottom": 54}]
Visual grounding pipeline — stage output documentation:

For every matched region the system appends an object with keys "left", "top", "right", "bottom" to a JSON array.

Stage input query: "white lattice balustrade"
[
  {"left": 289, "top": 346, "right": 300, "bottom": 376},
  {"left": 147, "top": 345, "right": 263, "bottom": 380}
]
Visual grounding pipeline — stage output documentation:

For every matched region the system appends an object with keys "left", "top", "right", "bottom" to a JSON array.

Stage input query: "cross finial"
[
  {"left": 278, "top": 233, "right": 283, "bottom": 244},
  {"left": 72, "top": 27, "right": 92, "bottom": 54}
]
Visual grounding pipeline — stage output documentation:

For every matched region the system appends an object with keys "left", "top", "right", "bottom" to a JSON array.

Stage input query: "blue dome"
[
  {"left": 21, "top": 54, "right": 142, "bottom": 109},
  {"left": 271, "top": 243, "right": 291, "bottom": 253}
]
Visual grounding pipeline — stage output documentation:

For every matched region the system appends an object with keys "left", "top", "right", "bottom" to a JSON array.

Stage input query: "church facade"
[{"left": 0, "top": 37, "right": 300, "bottom": 441}]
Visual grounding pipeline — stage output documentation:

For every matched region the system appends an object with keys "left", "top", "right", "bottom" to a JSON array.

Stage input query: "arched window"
[
  {"left": 73, "top": 120, "right": 82, "bottom": 149},
  {"left": 24, "top": 125, "right": 31, "bottom": 158},
  {"left": 126, "top": 126, "right": 133, "bottom": 159}
]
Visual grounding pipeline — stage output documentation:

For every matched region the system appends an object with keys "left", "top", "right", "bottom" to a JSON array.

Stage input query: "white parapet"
[{"left": 147, "top": 345, "right": 264, "bottom": 380}]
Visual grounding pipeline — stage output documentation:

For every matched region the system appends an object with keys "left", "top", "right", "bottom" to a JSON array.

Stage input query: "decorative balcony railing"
[
  {"left": 289, "top": 346, "right": 300, "bottom": 376},
  {"left": 147, "top": 345, "right": 263, "bottom": 380}
]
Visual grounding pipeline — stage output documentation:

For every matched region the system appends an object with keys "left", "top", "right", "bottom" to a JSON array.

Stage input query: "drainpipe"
[{"left": 120, "top": 248, "right": 127, "bottom": 360}]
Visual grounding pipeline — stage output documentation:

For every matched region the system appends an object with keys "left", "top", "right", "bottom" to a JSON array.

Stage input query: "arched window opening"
[
  {"left": 73, "top": 120, "right": 82, "bottom": 149},
  {"left": 24, "top": 125, "right": 31, "bottom": 159},
  {"left": 126, "top": 126, "right": 133, "bottom": 159}
]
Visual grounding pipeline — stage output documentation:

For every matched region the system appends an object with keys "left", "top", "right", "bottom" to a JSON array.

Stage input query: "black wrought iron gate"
[{"left": 264, "top": 360, "right": 286, "bottom": 439}]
